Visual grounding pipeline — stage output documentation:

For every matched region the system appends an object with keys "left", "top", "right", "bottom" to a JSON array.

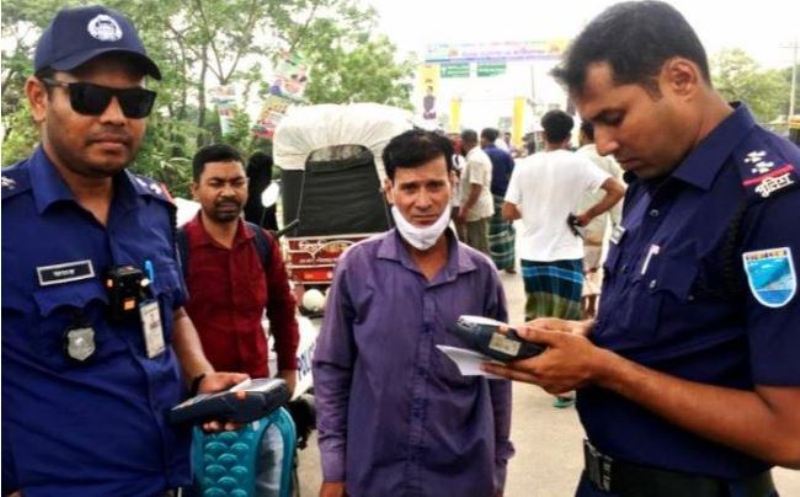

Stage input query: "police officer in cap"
[
  {"left": 485, "top": 2, "right": 800, "bottom": 496},
  {"left": 2, "top": 5, "right": 247, "bottom": 496}
]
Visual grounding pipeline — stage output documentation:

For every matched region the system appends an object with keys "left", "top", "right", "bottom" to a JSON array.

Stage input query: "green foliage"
[
  {"left": 129, "top": 112, "right": 203, "bottom": 197},
  {"left": 1, "top": 104, "right": 39, "bottom": 166},
  {"left": 1, "top": 0, "right": 415, "bottom": 186},
  {"left": 304, "top": 34, "right": 415, "bottom": 108},
  {"left": 712, "top": 48, "right": 791, "bottom": 124}
]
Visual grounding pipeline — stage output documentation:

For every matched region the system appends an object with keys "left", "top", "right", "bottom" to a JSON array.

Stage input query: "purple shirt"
[{"left": 313, "top": 229, "right": 514, "bottom": 497}]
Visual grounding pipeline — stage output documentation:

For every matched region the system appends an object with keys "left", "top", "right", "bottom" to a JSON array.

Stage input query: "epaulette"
[
  {"left": 1, "top": 162, "right": 32, "bottom": 201},
  {"left": 732, "top": 130, "right": 800, "bottom": 202},
  {"left": 127, "top": 170, "right": 176, "bottom": 205}
]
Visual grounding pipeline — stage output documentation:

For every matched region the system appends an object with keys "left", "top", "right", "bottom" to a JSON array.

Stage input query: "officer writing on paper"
[
  {"left": 2, "top": 6, "right": 247, "bottom": 497},
  {"left": 485, "top": 2, "right": 800, "bottom": 497}
]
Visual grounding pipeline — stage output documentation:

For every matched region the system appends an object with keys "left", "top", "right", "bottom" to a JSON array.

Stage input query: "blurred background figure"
[
  {"left": 482, "top": 127, "right": 517, "bottom": 273},
  {"left": 576, "top": 121, "right": 624, "bottom": 318},
  {"left": 245, "top": 151, "right": 279, "bottom": 231}
]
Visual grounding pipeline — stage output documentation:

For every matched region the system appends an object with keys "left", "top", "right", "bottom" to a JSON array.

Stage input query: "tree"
[
  {"left": 303, "top": 33, "right": 414, "bottom": 107},
  {"left": 712, "top": 48, "right": 791, "bottom": 124},
  {"left": 288, "top": 7, "right": 415, "bottom": 107},
  {"left": 1, "top": 0, "right": 414, "bottom": 191}
]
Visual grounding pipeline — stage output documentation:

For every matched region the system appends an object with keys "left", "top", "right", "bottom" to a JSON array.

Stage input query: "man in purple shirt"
[{"left": 313, "top": 129, "right": 514, "bottom": 497}]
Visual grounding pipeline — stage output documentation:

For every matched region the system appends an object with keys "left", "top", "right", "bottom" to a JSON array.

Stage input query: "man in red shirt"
[{"left": 182, "top": 143, "right": 299, "bottom": 393}]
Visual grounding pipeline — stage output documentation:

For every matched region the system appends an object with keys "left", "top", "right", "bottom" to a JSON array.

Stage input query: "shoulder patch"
[
  {"left": 742, "top": 247, "right": 796, "bottom": 308},
  {"left": 1, "top": 164, "right": 32, "bottom": 201},
  {"left": 733, "top": 131, "right": 799, "bottom": 201}
]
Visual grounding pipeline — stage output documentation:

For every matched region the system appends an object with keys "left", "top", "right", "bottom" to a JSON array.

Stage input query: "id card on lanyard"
[{"left": 140, "top": 300, "right": 165, "bottom": 358}]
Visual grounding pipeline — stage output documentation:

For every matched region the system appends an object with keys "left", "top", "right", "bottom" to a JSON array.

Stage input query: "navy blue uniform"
[
  {"left": 578, "top": 105, "right": 800, "bottom": 492},
  {"left": 2, "top": 147, "right": 191, "bottom": 496}
]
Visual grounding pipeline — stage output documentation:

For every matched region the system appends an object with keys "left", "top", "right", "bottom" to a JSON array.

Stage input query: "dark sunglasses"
[{"left": 41, "top": 78, "right": 157, "bottom": 119}]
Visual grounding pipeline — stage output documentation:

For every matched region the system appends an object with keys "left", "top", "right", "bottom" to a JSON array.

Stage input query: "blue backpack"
[{"left": 192, "top": 407, "right": 297, "bottom": 497}]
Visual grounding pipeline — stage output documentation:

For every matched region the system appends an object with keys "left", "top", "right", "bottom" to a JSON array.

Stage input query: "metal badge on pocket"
[{"left": 64, "top": 326, "right": 96, "bottom": 362}]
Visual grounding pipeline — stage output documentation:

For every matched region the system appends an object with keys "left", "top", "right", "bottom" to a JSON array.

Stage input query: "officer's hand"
[
  {"left": 7, "top": 491, "right": 22, "bottom": 497},
  {"left": 197, "top": 371, "right": 249, "bottom": 395},
  {"left": 483, "top": 327, "right": 613, "bottom": 394},
  {"left": 198, "top": 371, "right": 249, "bottom": 433},
  {"left": 320, "top": 481, "right": 346, "bottom": 497},
  {"left": 278, "top": 369, "right": 297, "bottom": 398}
]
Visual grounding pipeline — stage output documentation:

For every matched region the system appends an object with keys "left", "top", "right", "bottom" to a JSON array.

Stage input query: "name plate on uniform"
[{"left": 37, "top": 260, "right": 95, "bottom": 286}]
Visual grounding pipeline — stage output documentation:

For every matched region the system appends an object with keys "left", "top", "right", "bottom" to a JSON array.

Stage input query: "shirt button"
[
  {"left": 649, "top": 209, "right": 660, "bottom": 218},
  {"left": 688, "top": 294, "right": 695, "bottom": 301},
  {"left": 648, "top": 279, "right": 657, "bottom": 289},
  {"left": 621, "top": 264, "right": 628, "bottom": 273}
]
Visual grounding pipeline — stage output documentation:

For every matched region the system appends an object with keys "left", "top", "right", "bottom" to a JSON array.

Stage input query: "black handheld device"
[
  {"left": 567, "top": 213, "right": 585, "bottom": 239},
  {"left": 448, "top": 315, "right": 544, "bottom": 362},
  {"left": 168, "top": 378, "right": 290, "bottom": 425}
]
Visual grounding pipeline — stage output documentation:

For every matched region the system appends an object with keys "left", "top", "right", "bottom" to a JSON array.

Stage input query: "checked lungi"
[
  {"left": 521, "top": 259, "right": 584, "bottom": 321},
  {"left": 489, "top": 194, "right": 515, "bottom": 270}
]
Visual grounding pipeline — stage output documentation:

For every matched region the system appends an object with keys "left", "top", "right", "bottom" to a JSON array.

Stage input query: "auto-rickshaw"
[{"left": 273, "top": 103, "right": 414, "bottom": 309}]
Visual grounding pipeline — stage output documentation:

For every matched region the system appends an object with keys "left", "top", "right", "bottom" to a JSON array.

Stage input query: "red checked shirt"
[{"left": 183, "top": 215, "right": 299, "bottom": 378}]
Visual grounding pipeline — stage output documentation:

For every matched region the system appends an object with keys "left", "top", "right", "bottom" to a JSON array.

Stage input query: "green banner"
[
  {"left": 477, "top": 62, "right": 506, "bottom": 77},
  {"left": 441, "top": 62, "right": 470, "bottom": 78}
]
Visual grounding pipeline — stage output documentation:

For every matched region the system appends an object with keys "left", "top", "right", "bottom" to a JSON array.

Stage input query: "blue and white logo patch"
[{"left": 742, "top": 247, "right": 796, "bottom": 308}]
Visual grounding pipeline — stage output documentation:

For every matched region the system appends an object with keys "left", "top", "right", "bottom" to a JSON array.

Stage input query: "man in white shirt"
[
  {"left": 503, "top": 110, "right": 624, "bottom": 407},
  {"left": 457, "top": 129, "right": 495, "bottom": 255},
  {"left": 576, "top": 120, "right": 625, "bottom": 317}
]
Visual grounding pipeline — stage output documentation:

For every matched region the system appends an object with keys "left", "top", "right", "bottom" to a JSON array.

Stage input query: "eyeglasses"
[{"left": 41, "top": 78, "right": 157, "bottom": 119}]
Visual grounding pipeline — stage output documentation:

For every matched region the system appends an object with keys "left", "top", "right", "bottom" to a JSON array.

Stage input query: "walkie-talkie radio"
[{"left": 448, "top": 315, "right": 544, "bottom": 362}]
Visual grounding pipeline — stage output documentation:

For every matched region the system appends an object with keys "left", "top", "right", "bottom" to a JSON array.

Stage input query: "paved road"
[{"left": 296, "top": 269, "right": 800, "bottom": 496}]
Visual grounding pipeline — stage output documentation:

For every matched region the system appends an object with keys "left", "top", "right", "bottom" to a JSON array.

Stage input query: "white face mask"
[{"left": 391, "top": 205, "right": 451, "bottom": 251}]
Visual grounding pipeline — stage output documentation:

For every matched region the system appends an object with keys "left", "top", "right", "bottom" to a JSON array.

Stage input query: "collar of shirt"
[
  {"left": 376, "top": 228, "right": 477, "bottom": 284},
  {"left": 28, "top": 146, "right": 164, "bottom": 214},
  {"left": 670, "top": 102, "right": 756, "bottom": 191},
  {"left": 185, "top": 213, "right": 255, "bottom": 249}
]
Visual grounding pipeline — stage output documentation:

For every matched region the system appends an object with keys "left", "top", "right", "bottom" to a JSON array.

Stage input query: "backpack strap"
[
  {"left": 176, "top": 226, "right": 190, "bottom": 280},
  {"left": 245, "top": 221, "right": 273, "bottom": 271}
]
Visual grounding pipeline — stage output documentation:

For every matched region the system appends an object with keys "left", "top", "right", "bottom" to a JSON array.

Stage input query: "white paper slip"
[{"left": 436, "top": 345, "right": 505, "bottom": 379}]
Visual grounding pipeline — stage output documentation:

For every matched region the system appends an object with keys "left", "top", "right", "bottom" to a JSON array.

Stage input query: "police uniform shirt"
[
  {"left": 2, "top": 147, "right": 190, "bottom": 496},
  {"left": 580, "top": 104, "right": 800, "bottom": 478}
]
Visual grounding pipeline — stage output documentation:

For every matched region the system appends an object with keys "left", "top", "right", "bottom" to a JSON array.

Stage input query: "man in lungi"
[{"left": 482, "top": 127, "right": 517, "bottom": 273}]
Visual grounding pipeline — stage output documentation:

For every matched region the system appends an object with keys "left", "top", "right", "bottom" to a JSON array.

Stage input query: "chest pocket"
[
  {"left": 32, "top": 280, "right": 110, "bottom": 369},
  {"left": 615, "top": 250, "right": 698, "bottom": 350}
]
